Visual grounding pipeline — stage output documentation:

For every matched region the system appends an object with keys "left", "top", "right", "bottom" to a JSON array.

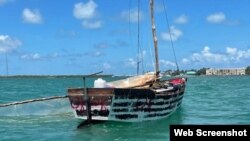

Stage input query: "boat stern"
[{"left": 67, "top": 88, "right": 114, "bottom": 120}]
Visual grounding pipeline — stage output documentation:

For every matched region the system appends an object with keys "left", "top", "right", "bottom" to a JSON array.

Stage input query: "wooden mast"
[{"left": 150, "top": 0, "right": 159, "bottom": 77}]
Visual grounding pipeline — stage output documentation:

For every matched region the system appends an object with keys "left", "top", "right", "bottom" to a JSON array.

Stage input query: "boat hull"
[{"left": 68, "top": 78, "right": 186, "bottom": 122}]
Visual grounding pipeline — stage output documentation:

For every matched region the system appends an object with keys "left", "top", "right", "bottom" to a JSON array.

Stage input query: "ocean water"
[{"left": 0, "top": 76, "right": 250, "bottom": 141}]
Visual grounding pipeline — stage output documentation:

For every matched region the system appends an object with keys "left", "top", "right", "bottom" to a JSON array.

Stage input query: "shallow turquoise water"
[{"left": 0, "top": 76, "right": 250, "bottom": 141}]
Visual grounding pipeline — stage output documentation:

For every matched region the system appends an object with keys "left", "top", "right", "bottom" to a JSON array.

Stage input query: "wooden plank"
[
  {"left": 88, "top": 88, "right": 114, "bottom": 95},
  {"left": 68, "top": 88, "right": 84, "bottom": 95},
  {"left": 68, "top": 88, "right": 114, "bottom": 96}
]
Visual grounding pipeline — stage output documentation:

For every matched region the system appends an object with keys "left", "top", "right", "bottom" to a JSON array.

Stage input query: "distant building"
[{"left": 206, "top": 68, "right": 246, "bottom": 75}]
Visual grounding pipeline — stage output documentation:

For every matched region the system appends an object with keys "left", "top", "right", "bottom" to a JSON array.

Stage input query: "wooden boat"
[{"left": 67, "top": 0, "right": 187, "bottom": 122}]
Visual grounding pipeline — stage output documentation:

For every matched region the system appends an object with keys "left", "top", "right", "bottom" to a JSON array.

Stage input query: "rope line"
[{"left": 162, "top": 0, "right": 180, "bottom": 74}]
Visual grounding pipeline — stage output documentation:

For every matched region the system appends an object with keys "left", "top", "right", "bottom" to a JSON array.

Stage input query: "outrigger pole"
[
  {"left": 0, "top": 95, "right": 68, "bottom": 107},
  {"left": 0, "top": 71, "right": 103, "bottom": 109}
]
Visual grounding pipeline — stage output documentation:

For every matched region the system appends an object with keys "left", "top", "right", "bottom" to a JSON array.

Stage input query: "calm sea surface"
[{"left": 0, "top": 76, "right": 250, "bottom": 141}]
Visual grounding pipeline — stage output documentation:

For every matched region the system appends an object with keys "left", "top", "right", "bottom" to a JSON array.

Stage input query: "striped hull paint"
[{"left": 68, "top": 78, "right": 186, "bottom": 122}]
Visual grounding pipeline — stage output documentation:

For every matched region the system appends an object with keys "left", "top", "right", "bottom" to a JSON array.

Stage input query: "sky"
[{"left": 0, "top": 0, "right": 250, "bottom": 75}]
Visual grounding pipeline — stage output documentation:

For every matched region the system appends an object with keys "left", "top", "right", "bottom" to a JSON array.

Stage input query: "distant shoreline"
[
  {"left": 0, "top": 74, "right": 248, "bottom": 78},
  {"left": 0, "top": 74, "right": 113, "bottom": 78}
]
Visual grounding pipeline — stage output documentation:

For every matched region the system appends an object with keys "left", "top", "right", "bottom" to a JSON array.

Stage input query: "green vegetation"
[
  {"left": 246, "top": 66, "right": 250, "bottom": 75},
  {"left": 196, "top": 68, "right": 207, "bottom": 75}
]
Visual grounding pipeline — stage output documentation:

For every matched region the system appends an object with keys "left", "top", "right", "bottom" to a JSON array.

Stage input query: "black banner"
[{"left": 170, "top": 125, "right": 250, "bottom": 141}]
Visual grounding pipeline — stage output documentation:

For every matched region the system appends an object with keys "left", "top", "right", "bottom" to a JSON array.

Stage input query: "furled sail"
[{"left": 107, "top": 72, "right": 157, "bottom": 88}]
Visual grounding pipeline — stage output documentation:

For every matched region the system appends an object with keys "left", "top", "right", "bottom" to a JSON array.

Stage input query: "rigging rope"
[
  {"left": 136, "top": 0, "right": 145, "bottom": 75},
  {"left": 140, "top": 0, "right": 145, "bottom": 74},
  {"left": 129, "top": 0, "right": 132, "bottom": 44},
  {"left": 162, "top": 0, "right": 180, "bottom": 74},
  {"left": 137, "top": 0, "right": 140, "bottom": 75}
]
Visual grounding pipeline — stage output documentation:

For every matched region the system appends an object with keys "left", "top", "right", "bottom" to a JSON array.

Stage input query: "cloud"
[
  {"left": 206, "top": 12, "right": 226, "bottom": 24},
  {"left": 160, "top": 60, "right": 176, "bottom": 67},
  {"left": 94, "top": 51, "right": 104, "bottom": 57},
  {"left": 181, "top": 58, "right": 190, "bottom": 64},
  {"left": 121, "top": 9, "right": 144, "bottom": 23},
  {"left": 103, "top": 62, "right": 111, "bottom": 69},
  {"left": 82, "top": 20, "right": 102, "bottom": 29},
  {"left": 22, "top": 8, "right": 43, "bottom": 24},
  {"left": 124, "top": 50, "right": 146, "bottom": 69},
  {"left": 48, "top": 52, "right": 59, "bottom": 58},
  {"left": 0, "top": 35, "right": 22, "bottom": 53},
  {"left": 182, "top": 46, "right": 250, "bottom": 65},
  {"left": 225, "top": 20, "right": 240, "bottom": 26},
  {"left": 20, "top": 53, "right": 41, "bottom": 60},
  {"left": 191, "top": 46, "right": 228, "bottom": 63},
  {"left": 226, "top": 47, "right": 237, "bottom": 55},
  {"left": 19, "top": 52, "right": 61, "bottom": 61},
  {"left": 94, "top": 40, "right": 128, "bottom": 50},
  {"left": 237, "top": 50, "right": 250, "bottom": 60},
  {"left": 175, "top": 14, "right": 188, "bottom": 24},
  {"left": 161, "top": 26, "right": 183, "bottom": 41},
  {"left": 73, "top": 1, "right": 102, "bottom": 29},
  {"left": 52, "top": 50, "right": 104, "bottom": 59},
  {"left": 56, "top": 29, "right": 77, "bottom": 38},
  {"left": 94, "top": 42, "right": 110, "bottom": 49},
  {"left": 73, "top": 1, "right": 97, "bottom": 19},
  {"left": 109, "top": 29, "right": 129, "bottom": 36},
  {"left": 125, "top": 58, "right": 137, "bottom": 68},
  {"left": 137, "top": 50, "right": 146, "bottom": 60}
]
